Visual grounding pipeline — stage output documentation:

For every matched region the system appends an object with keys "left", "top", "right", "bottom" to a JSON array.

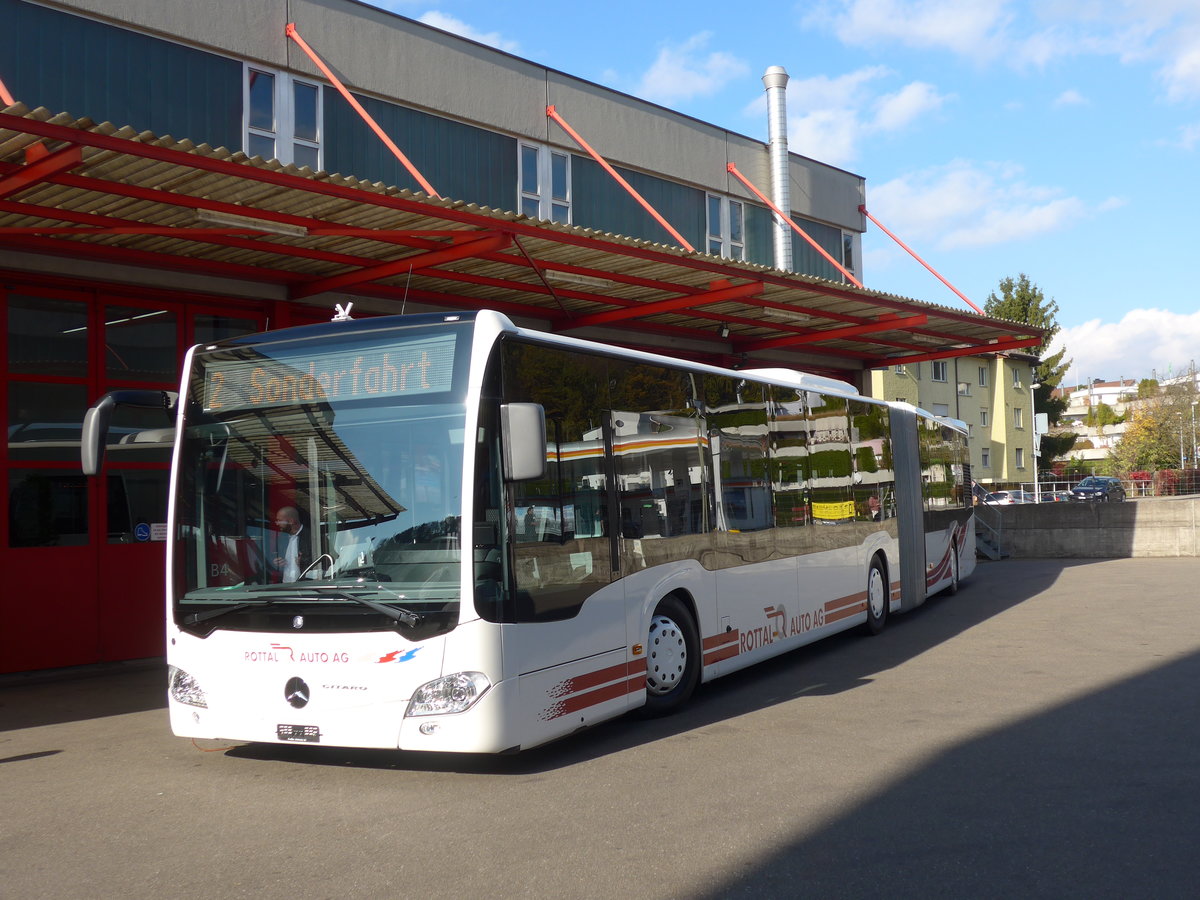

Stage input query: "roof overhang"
[{"left": 0, "top": 106, "right": 1043, "bottom": 375}]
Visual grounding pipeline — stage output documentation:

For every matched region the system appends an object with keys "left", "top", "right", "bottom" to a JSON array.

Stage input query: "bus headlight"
[
  {"left": 168, "top": 665, "right": 208, "bottom": 708},
  {"left": 406, "top": 672, "right": 490, "bottom": 716}
]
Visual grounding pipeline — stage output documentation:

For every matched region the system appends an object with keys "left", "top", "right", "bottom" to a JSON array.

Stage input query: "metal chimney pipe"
[{"left": 762, "top": 65, "right": 792, "bottom": 272}]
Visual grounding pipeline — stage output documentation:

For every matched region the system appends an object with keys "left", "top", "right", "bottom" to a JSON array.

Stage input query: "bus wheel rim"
[
  {"left": 646, "top": 615, "right": 687, "bottom": 695},
  {"left": 869, "top": 568, "right": 886, "bottom": 618}
]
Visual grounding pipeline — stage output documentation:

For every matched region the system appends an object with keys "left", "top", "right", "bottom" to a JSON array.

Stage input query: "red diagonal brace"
[
  {"left": 726, "top": 162, "right": 862, "bottom": 287},
  {"left": 0, "top": 145, "right": 83, "bottom": 199},
  {"left": 558, "top": 280, "right": 764, "bottom": 331},
  {"left": 859, "top": 205, "right": 984, "bottom": 315},
  {"left": 736, "top": 313, "right": 928, "bottom": 353},
  {"left": 547, "top": 105, "right": 695, "bottom": 252},
  {"left": 289, "top": 231, "right": 512, "bottom": 299},
  {"left": 286, "top": 23, "right": 440, "bottom": 199}
]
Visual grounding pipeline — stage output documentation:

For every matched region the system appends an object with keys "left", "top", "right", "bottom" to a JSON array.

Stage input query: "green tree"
[
  {"left": 984, "top": 275, "right": 1071, "bottom": 424},
  {"left": 1109, "top": 384, "right": 1198, "bottom": 473}
]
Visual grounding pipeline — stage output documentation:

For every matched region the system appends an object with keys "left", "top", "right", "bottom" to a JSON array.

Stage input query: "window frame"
[
  {"left": 932, "top": 360, "right": 948, "bottom": 382},
  {"left": 243, "top": 64, "right": 323, "bottom": 169},
  {"left": 519, "top": 142, "right": 572, "bottom": 224},
  {"left": 706, "top": 194, "right": 745, "bottom": 260}
]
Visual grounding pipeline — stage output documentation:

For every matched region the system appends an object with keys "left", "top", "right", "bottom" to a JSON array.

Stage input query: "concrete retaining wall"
[{"left": 978, "top": 497, "right": 1200, "bottom": 558}]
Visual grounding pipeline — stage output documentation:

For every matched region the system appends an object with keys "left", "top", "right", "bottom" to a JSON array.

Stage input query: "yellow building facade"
[{"left": 868, "top": 353, "right": 1039, "bottom": 486}]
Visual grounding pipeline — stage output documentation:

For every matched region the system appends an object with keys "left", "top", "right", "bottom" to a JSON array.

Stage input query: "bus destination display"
[{"left": 202, "top": 332, "right": 456, "bottom": 412}]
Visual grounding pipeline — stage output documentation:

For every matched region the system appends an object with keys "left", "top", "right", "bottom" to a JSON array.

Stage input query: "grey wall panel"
[
  {"left": 572, "top": 158, "right": 704, "bottom": 249},
  {"left": 288, "top": 0, "right": 551, "bottom": 140},
  {"left": 3, "top": 0, "right": 242, "bottom": 150},
  {"left": 323, "top": 92, "right": 516, "bottom": 208},
  {"left": 44, "top": 0, "right": 288, "bottom": 67},
  {"left": 546, "top": 72, "right": 733, "bottom": 193}
]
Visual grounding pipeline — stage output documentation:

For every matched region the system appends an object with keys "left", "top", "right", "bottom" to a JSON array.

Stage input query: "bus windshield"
[{"left": 172, "top": 324, "right": 467, "bottom": 639}]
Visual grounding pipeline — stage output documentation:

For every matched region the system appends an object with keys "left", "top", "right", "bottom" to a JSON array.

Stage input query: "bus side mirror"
[
  {"left": 500, "top": 402, "right": 546, "bottom": 482},
  {"left": 82, "top": 390, "right": 177, "bottom": 475}
]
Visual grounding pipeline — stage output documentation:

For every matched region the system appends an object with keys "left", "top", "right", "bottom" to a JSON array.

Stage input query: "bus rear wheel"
[
  {"left": 863, "top": 557, "right": 888, "bottom": 635},
  {"left": 641, "top": 595, "right": 700, "bottom": 717}
]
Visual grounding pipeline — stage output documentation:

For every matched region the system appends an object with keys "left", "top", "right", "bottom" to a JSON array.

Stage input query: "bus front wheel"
[
  {"left": 863, "top": 557, "right": 888, "bottom": 635},
  {"left": 641, "top": 595, "right": 700, "bottom": 717}
]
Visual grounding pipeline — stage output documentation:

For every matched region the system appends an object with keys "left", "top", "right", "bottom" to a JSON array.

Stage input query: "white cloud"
[
  {"left": 416, "top": 12, "right": 520, "bottom": 53},
  {"left": 1053, "top": 88, "right": 1089, "bottom": 106},
  {"left": 804, "top": 0, "right": 1011, "bottom": 58},
  {"left": 760, "top": 68, "right": 949, "bottom": 166},
  {"left": 868, "top": 160, "right": 1093, "bottom": 250},
  {"left": 1051, "top": 308, "right": 1200, "bottom": 382},
  {"left": 804, "top": 1, "right": 1200, "bottom": 101},
  {"left": 635, "top": 33, "right": 750, "bottom": 104}
]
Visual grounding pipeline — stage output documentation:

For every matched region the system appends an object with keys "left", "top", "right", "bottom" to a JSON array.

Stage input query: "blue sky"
[{"left": 374, "top": 1, "right": 1200, "bottom": 384}]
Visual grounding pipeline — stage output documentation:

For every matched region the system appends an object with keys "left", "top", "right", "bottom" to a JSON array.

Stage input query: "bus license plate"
[{"left": 277, "top": 724, "right": 321, "bottom": 743}]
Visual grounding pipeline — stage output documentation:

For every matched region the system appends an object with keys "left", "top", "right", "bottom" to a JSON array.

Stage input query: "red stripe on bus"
[
  {"left": 703, "top": 630, "right": 739, "bottom": 650},
  {"left": 555, "top": 659, "right": 646, "bottom": 696},
  {"left": 541, "top": 673, "right": 645, "bottom": 720},
  {"left": 704, "top": 642, "right": 741, "bottom": 666},
  {"left": 825, "top": 599, "right": 867, "bottom": 624}
]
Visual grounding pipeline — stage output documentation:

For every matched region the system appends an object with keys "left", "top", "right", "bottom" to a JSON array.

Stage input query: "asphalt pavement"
[{"left": 3, "top": 557, "right": 1199, "bottom": 899}]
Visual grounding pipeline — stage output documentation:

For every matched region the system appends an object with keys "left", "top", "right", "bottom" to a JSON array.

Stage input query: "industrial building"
[{"left": 0, "top": 0, "right": 1039, "bottom": 672}]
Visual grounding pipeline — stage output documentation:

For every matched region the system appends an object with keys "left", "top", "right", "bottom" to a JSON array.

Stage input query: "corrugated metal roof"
[{"left": 0, "top": 105, "right": 1042, "bottom": 374}]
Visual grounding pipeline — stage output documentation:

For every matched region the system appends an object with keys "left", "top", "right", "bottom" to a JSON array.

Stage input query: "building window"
[
  {"left": 981, "top": 447, "right": 990, "bottom": 468},
  {"left": 980, "top": 408, "right": 989, "bottom": 427},
  {"left": 932, "top": 360, "right": 948, "bottom": 382},
  {"left": 978, "top": 366, "right": 988, "bottom": 387},
  {"left": 932, "top": 403, "right": 950, "bottom": 417},
  {"left": 706, "top": 195, "right": 744, "bottom": 260},
  {"left": 1015, "top": 447, "right": 1025, "bottom": 469},
  {"left": 1012, "top": 367, "right": 1023, "bottom": 389},
  {"left": 968, "top": 424, "right": 974, "bottom": 437},
  {"left": 1014, "top": 407, "right": 1024, "bottom": 428},
  {"left": 244, "top": 66, "right": 322, "bottom": 169},
  {"left": 519, "top": 143, "right": 571, "bottom": 223},
  {"left": 894, "top": 364, "right": 906, "bottom": 375},
  {"left": 842, "top": 232, "right": 855, "bottom": 275}
]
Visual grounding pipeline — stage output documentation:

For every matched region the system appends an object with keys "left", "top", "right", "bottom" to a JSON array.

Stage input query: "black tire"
[
  {"left": 863, "top": 556, "right": 888, "bottom": 635},
  {"left": 640, "top": 595, "right": 700, "bottom": 717}
]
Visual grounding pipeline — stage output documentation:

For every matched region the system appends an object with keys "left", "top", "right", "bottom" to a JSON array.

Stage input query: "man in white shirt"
[{"left": 273, "top": 506, "right": 305, "bottom": 583}]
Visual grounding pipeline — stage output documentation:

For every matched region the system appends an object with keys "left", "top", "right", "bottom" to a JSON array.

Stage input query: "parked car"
[
  {"left": 982, "top": 489, "right": 1036, "bottom": 505},
  {"left": 1070, "top": 476, "right": 1126, "bottom": 502},
  {"left": 1039, "top": 490, "right": 1073, "bottom": 503}
]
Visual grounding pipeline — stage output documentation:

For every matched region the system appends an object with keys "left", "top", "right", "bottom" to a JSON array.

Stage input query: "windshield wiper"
[
  {"left": 182, "top": 598, "right": 277, "bottom": 627},
  {"left": 313, "top": 588, "right": 424, "bottom": 628}
]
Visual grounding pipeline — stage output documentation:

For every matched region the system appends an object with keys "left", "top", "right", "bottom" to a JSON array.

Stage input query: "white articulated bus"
[{"left": 82, "top": 310, "right": 973, "bottom": 754}]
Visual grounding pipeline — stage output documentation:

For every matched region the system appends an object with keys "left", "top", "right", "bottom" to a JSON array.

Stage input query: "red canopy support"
[
  {"left": 726, "top": 162, "right": 862, "bottom": 288},
  {"left": 736, "top": 313, "right": 928, "bottom": 353},
  {"left": 547, "top": 105, "right": 695, "bottom": 252},
  {"left": 859, "top": 205, "right": 984, "bottom": 315},
  {"left": 289, "top": 231, "right": 512, "bottom": 299},
  {"left": 557, "top": 279, "right": 764, "bottom": 330},
  {"left": 285, "top": 23, "right": 440, "bottom": 199},
  {"left": 0, "top": 145, "right": 82, "bottom": 199}
]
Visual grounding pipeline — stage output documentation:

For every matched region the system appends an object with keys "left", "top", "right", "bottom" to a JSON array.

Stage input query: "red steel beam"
[
  {"left": 859, "top": 205, "right": 985, "bottom": 315},
  {"left": 736, "top": 314, "right": 928, "bottom": 353},
  {"left": 726, "top": 162, "right": 862, "bottom": 287},
  {"left": 285, "top": 23, "right": 439, "bottom": 198},
  {"left": 0, "top": 112, "right": 1037, "bottom": 340},
  {"left": 288, "top": 231, "right": 512, "bottom": 299},
  {"left": 556, "top": 280, "right": 765, "bottom": 331},
  {"left": 882, "top": 337, "right": 1042, "bottom": 367},
  {"left": 0, "top": 145, "right": 83, "bottom": 199},
  {"left": 547, "top": 105, "right": 695, "bottom": 252}
]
